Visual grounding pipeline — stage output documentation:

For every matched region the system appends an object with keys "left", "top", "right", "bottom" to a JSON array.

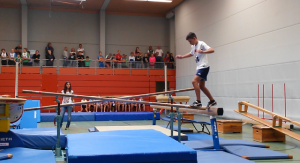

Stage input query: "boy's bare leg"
[
  {"left": 192, "top": 76, "right": 202, "bottom": 101},
  {"left": 199, "top": 81, "right": 214, "bottom": 101}
]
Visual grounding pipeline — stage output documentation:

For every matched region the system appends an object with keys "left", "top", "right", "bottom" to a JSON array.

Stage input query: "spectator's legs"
[
  {"left": 60, "top": 106, "right": 67, "bottom": 128},
  {"left": 66, "top": 106, "right": 72, "bottom": 127}
]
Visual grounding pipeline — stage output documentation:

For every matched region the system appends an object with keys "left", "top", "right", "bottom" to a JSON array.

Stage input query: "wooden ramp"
[{"left": 236, "top": 101, "right": 300, "bottom": 141}]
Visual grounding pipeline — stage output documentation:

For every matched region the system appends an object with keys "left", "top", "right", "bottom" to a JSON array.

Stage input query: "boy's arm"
[
  {"left": 197, "top": 48, "right": 214, "bottom": 54},
  {"left": 176, "top": 53, "right": 192, "bottom": 59}
]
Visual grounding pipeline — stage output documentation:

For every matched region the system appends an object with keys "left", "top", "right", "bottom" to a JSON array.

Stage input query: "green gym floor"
[{"left": 37, "top": 114, "right": 300, "bottom": 163}]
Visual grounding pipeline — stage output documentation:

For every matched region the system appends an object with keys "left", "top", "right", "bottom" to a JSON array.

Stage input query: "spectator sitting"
[
  {"left": 63, "top": 47, "right": 68, "bottom": 67},
  {"left": 83, "top": 56, "right": 92, "bottom": 67},
  {"left": 77, "top": 51, "right": 84, "bottom": 67},
  {"left": 88, "top": 99, "right": 95, "bottom": 112},
  {"left": 46, "top": 50, "right": 55, "bottom": 66},
  {"left": 80, "top": 99, "right": 88, "bottom": 112},
  {"left": 22, "top": 48, "right": 31, "bottom": 66},
  {"left": 97, "top": 51, "right": 105, "bottom": 68},
  {"left": 147, "top": 46, "right": 154, "bottom": 57},
  {"left": 32, "top": 50, "right": 40, "bottom": 67},
  {"left": 135, "top": 52, "right": 142, "bottom": 68},
  {"left": 170, "top": 53, "right": 175, "bottom": 69},
  {"left": 1, "top": 48, "right": 8, "bottom": 65},
  {"left": 134, "top": 47, "right": 141, "bottom": 56},
  {"left": 14, "top": 53, "right": 22, "bottom": 65},
  {"left": 15, "top": 44, "right": 22, "bottom": 56},
  {"left": 143, "top": 53, "right": 149, "bottom": 68},
  {"left": 77, "top": 44, "right": 85, "bottom": 56},
  {"left": 69, "top": 48, "right": 76, "bottom": 67},
  {"left": 138, "top": 97, "right": 145, "bottom": 111},
  {"left": 149, "top": 53, "right": 156, "bottom": 69},
  {"left": 8, "top": 49, "right": 16, "bottom": 65},
  {"left": 131, "top": 98, "right": 138, "bottom": 112},
  {"left": 45, "top": 42, "right": 54, "bottom": 58}
]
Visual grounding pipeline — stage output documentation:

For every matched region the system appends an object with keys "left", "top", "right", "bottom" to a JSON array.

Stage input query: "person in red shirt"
[{"left": 116, "top": 50, "right": 122, "bottom": 68}]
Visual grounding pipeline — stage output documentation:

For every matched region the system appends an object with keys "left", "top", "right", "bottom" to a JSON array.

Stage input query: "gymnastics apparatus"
[{"left": 1, "top": 88, "right": 224, "bottom": 158}]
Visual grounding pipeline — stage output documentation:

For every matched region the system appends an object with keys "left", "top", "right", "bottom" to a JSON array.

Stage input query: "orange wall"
[{"left": 0, "top": 69, "right": 176, "bottom": 112}]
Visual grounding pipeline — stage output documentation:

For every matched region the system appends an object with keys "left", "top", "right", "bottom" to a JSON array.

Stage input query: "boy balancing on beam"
[{"left": 176, "top": 32, "right": 216, "bottom": 108}]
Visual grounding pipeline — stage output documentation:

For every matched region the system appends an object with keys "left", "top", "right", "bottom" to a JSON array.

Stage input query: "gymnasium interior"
[{"left": 1, "top": 0, "right": 300, "bottom": 163}]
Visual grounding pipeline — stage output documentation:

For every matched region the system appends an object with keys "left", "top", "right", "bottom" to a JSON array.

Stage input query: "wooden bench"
[
  {"left": 252, "top": 125, "right": 285, "bottom": 142},
  {"left": 217, "top": 120, "right": 243, "bottom": 133}
]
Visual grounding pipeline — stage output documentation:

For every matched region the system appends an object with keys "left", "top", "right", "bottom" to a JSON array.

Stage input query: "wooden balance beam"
[
  {"left": 151, "top": 105, "right": 223, "bottom": 116},
  {"left": 236, "top": 101, "right": 300, "bottom": 141},
  {"left": 156, "top": 96, "right": 190, "bottom": 103}
]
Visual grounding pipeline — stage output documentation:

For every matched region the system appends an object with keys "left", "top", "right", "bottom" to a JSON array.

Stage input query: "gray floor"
[{"left": 37, "top": 114, "right": 300, "bottom": 163}]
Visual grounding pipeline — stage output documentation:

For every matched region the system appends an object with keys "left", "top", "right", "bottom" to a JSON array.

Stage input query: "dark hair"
[
  {"left": 63, "top": 81, "right": 72, "bottom": 94},
  {"left": 186, "top": 32, "right": 197, "bottom": 40},
  {"left": 86, "top": 56, "right": 89, "bottom": 58},
  {"left": 79, "top": 44, "right": 82, "bottom": 46},
  {"left": 135, "top": 47, "right": 139, "bottom": 54}
]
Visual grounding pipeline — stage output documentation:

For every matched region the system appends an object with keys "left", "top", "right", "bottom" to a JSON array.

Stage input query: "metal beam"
[{"left": 100, "top": 0, "right": 110, "bottom": 11}]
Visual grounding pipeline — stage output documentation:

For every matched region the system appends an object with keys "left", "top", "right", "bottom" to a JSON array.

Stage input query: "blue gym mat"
[
  {"left": 159, "top": 125, "right": 194, "bottom": 132},
  {"left": 223, "top": 145, "right": 292, "bottom": 160},
  {"left": 66, "top": 129, "right": 197, "bottom": 163},
  {"left": 0, "top": 147, "right": 55, "bottom": 163},
  {"left": 0, "top": 131, "right": 24, "bottom": 149},
  {"left": 185, "top": 133, "right": 225, "bottom": 141},
  {"left": 196, "top": 151, "right": 254, "bottom": 163},
  {"left": 182, "top": 139, "right": 268, "bottom": 149},
  {"left": 95, "top": 112, "right": 160, "bottom": 121},
  {"left": 11, "top": 128, "right": 66, "bottom": 149},
  {"left": 41, "top": 112, "right": 95, "bottom": 122}
]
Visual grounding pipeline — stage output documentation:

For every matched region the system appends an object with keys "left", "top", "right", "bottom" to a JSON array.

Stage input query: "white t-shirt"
[
  {"left": 9, "top": 53, "right": 15, "bottom": 60},
  {"left": 155, "top": 49, "right": 163, "bottom": 57},
  {"left": 129, "top": 56, "right": 135, "bottom": 61},
  {"left": 190, "top": 41, "right": 211, "bottom": 70},
  {"left": 77, "top": 48, "right": 85, "bottom": 55},
  {"left": 1, "top": 53, "right": 7, "bottom": 60},
  {"left": 61, "top": 90, "right": 74, "bottom": 104},
  {"left": 22, "top": 52, "right": 28, "bottom": 58}
]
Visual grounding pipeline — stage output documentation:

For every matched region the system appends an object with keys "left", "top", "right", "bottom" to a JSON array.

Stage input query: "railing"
[{"left": 0, "top": 58, "right": 175, "bottom": 75}]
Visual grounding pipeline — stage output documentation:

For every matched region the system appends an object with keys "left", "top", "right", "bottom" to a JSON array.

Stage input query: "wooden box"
[
  {"left": 252, "top": 125, "right": 285, "bottom": 142},
  {"left": 217, "top": 120, "right": 242, "bottom": 133},
  {"left": 175, "top": 113, "right": 194, "bottom": 123}
]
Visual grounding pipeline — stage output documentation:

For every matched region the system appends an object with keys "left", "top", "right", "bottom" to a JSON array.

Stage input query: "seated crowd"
[
  {"left": 0, "top": 43, "right": 175, "bottom": 69},
  {"left": 80, "top": 97, "right": 146, "bottom": 112}
]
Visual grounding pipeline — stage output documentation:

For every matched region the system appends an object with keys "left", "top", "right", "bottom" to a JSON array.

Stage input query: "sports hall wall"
[
  {"left": 0, "top": 8, "right": 170, "bottom": 59},
  {"left": 175, "top": 0, "right": 300, "bottom": 121}
]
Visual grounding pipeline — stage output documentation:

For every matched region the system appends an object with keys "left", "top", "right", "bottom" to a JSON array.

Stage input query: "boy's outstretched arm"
[
  {"left": 197, "top": 48, "right": 214, "bottom": 54},
  {"left": 176, "top": 53, "right": 192, "bottom": 59}
]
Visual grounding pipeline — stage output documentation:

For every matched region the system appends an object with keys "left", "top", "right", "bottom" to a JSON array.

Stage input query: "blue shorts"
[{"left": 196, "top": 67, "right": 210, "bottom": 81}]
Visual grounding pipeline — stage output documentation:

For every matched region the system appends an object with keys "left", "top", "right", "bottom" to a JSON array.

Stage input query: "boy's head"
[
  {"left": 86, "top": 56, "right": 89, "bottom": 59},
  {"left": 17, "top": 53, "right": 20, "bottom": 57},
  {"left": 99, "top": 51, "right": 102, "bottom": 55},
  {"left": 79, "top": 44, "right": 82, "bottom": 48},
  {"left": 1, "top": 49, "right": 4, "bottom": 52},
  {"left": 11, "top": 49, "right": 15, "bottom": 53},
  {"left": 36, "top": 50, "right": 39, "bottom": 54},
  {"left": 186, "top": 32, "right": 198, "bottom": 45},
  {"left": 79, "top": 51, "right": 82, "bottom": 55},
  {"left": 64, "top": 47, "right": 67, "bottom": 51},
  {"left": 117, "top": 50, "right": 120, "bottom": 54},
  {"left": 23, "top": 48, "right": 27, "bottom": 52},
  {"left": 130, "top": 52, "right": 134, "bottom": 56}
]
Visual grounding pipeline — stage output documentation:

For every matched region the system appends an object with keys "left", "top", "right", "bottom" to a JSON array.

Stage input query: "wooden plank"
[
  {"left": 156, "top": 96, "right": 190, "bottom": 103},
  {"left": 235, "top": 110, "right": 300, "bottom": 141},
  {"left": 152, "top": 105, "right": 223, "bottom": 116},
  {"left": 21, "top": 67, "right": 40, "bottom": 74},
  {"left": 1, "top": 66, "right": 17, "bottom": 73},
  {"left": 242, "top": 119, "right": 293, "bottom": 129},
  {"left": 239, "top": 101, "right": 300, "bottom": 128},
  {"left": 114, "top": 69, "right": 130, "bottom": 75},
  {"left": 59, "top": 68, "right": 77, "bottom": 75},
  {"left": 96, "top": 68, "right": 113, "bottom": 75},
  {"left": 78, "top": 68, "right": 95, "bottom": 75},
  {"left": 132, "top": 69, "right": 148, "bottom": 76}
]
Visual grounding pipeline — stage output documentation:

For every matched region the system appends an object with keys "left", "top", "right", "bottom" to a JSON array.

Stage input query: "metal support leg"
[
  {"left": 210, "top": 116, "right": 221, "bottom": 150},
  {"left": 55, "top": 96, "right": 62, "bottom": 157},
  {"left": 152, "top": 108, "right": 157, "bottom": 125},
  {"left": 176, "top": 107, "right": 182, "bottom": 142}
]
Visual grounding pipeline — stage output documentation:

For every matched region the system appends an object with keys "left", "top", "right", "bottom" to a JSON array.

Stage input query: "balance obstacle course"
[{"left": 235, "top": 101, "right": 300, "bottom": 141}]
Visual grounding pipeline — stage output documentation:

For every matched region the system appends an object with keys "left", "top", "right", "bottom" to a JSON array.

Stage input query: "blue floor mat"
[
  {"left": 223, "top": 145, "right": 293, "bottom": 160},
  {"left": 11, "top": 128, "right": 66, "bottom": 149},
  {"left": 159, "top": 125, "right": 194, "bottom": 132},
  {"left": 66, "top": 129, "right": 197, "bottom": 163},
  {"left": 182, "top": 139, "right": 268, "bottom": 149},
  {"left": 0, "top": 147, "right": 55, "bottom": 163},
  {"left": 197, "top": 151, "right": 254, "bottom": 163},
  {"left": 41, "top": 112, "right": 95, "bottom": 122},
  {"left": 95, "top": 112, "right": 160, "bottom": 121},
  {"left": 185, "top": 133, "right": 225, "bottom": 141}
]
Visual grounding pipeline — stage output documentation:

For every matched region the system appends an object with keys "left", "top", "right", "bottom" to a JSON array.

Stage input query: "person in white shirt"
[
  {"left": 155, "top": 46, "right": 164, "bottom": 68},
  {"left": 63, "top": 47, "right": 68, "bottom": 67},
  {"left": 1, "top": 48, "right": 8, "bottom": 65},
  {"left": 77, "top": 44, "right": 85, "bottom": 56},
  {"left": 60, "top": 81, "right": 74, "bottom": 130},
  {"left": 8, "top": 49, "right": 16, "bottom": 65},
  {"left": 176, "top": 32, "right": 216, "bottom": 108}
]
